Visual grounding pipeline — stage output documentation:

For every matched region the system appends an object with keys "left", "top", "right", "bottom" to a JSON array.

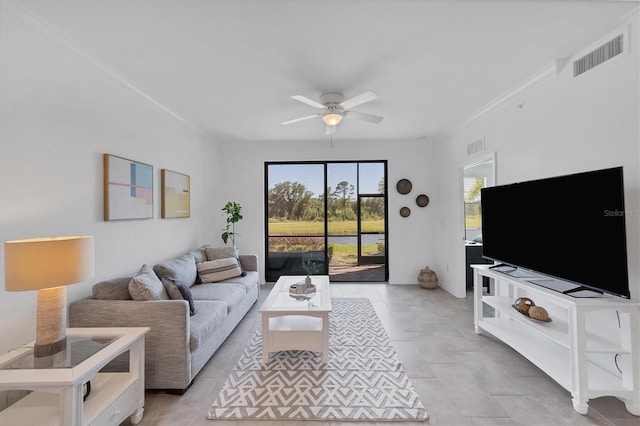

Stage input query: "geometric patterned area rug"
[{"left": 207, "top": 298, "right": 429, "bottom": 421}]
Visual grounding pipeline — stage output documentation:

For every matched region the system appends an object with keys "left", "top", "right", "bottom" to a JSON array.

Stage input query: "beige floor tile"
[{"left": 129, "top": 284, "right": 635, "bottom": 425}]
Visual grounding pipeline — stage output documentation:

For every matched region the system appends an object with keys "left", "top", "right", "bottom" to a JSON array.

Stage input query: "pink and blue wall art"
[{"left": 104, "top": 154, "right": 153, "bottom": 220}]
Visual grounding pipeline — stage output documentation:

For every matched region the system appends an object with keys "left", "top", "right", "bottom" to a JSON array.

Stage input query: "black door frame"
[{"left": 264, "top": 160, "right": 388, "bottom": 282}]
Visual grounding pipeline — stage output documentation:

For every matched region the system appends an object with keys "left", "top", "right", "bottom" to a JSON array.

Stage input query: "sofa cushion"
[
  {"left": 197, "top": 257, "right": 243, "bottom": 283},
  {"left": 161, "top": 276, "right": 196, "bottom": 315},
  {"left": 238, "top": 254, "right": 258, "bottom": 273},
  {"left": 189, "top": 283, "right": 247, "bottom": 314},
  {"left": 129, "top": 264, "right": 169, "bottom": 301},
  {"left": 189, "top": 300, "right": 227, "bottom": 351},
  {"left": 215, "top": 271, "right": 259, "bottom": 294},
  {"left": 188, "top": 246, "right": 207, "bottom": 264},
  {"left": 153, "top": 253, "right": 197, "bottom": 288},
  {"left": 184, "top": 247, "right": 208, "bottom": 284},
  {"left": 205, "top": 246, "right": 238, "bottom": 261},
  {"left": 92, "top": 275, "right": 133, "bottom": 300}
]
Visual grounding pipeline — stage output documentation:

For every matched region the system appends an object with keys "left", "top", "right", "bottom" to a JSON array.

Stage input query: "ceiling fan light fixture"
[{"left": 322, "top": 112, "right": 343, "bottom": 126}]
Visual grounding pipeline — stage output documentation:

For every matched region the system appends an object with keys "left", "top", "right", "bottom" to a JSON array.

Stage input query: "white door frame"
[{"left": 456, "top": 152, "right": 496, "bottom": 297}]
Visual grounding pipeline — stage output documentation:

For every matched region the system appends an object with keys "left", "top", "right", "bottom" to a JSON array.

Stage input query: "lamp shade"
[
  {"left": 322, "top": 113, "right": 343, "bottom": 126},
  {"left": 5, "top": 236, "right": 95, "bottom": 291}
]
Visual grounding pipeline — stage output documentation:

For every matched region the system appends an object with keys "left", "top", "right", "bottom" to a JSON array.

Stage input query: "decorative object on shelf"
[
  {"left": 416, "top": 194, "right": 430, "bottom": 207},
  {"left": 396, "top": 178, "right": 412, "bottom": 194},
  {"left": 400, "top": 206, "right": 411, "bottom": 217},
  {"left": 528, "top": 306, "right": 550, "bottom": 322},
  {"left": 4, "top": 236, "right": 95, "bottom": 357},
  {"left": 161, "top": 169, "right": 190, "bottom": 218},
  {"left": 221, "top": 201, "right": 243, "bottom": 245},
  {"left": 511, "top": 304, "right": 552, "bottom": 323},
  {"left": 103, "top": 154, "right": 153, "bottom": 220},
  {"left": 514, "top": 297, "right": 535, "bottom": 315},
  {"left": 418, "top": 266, "right": 438, "bottom": 289}
]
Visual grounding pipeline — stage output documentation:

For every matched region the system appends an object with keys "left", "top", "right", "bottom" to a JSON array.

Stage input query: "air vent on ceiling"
[
  {"left": 467, "top": 139, "right": 485, "bottom": 155},
  {"left": 573, "top": 34, "right": 624, "bottom": 77}
]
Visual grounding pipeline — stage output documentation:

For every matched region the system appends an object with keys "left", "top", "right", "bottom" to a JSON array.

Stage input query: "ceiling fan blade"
[
  {"left": 326, "top": 124, "right": 337, "bottom": 135},
  {"left": 291, "top": 95, "right": 326, "bottom": 109},
  {"left": 344, "top": 110, "right": 384, "bottom": 123},
  {"left": 281, "top": 114, "right": 321, "bottom": 125},
  {"left": 339, "top": 90, "right": 377, "bottom": 110}
]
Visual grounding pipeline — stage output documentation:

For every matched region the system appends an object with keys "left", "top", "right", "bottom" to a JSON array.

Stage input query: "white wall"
[
  {"left": 3, "top": 2, "right": 636, "bottom": 357},
  {"left": 215, "top": 139, "right": 440, "bottom": 286},
  {"left": 432, "top": 17, "right": 640, "bottom": 299},
  {"left": 0, "top": 6, "right": 219, "bottom": 353},
  {"left": 0, "top": 3, "right": 444, "bottom": 356}
]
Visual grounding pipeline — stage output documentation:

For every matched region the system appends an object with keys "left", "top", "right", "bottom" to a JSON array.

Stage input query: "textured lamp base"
[
  {"left": 34, "top": 336, "right": 67, "bottom": 357},
  {"left": 34, "top": 286, "right": 67, "bottom": 357}
]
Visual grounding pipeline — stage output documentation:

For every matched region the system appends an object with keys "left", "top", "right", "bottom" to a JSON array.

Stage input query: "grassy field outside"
[
  {"left": 269, "top": 220, "right": 384, "bottom": 235},
  {"left": 466, "top": 215, "right": 481, "bottom": 228},
  {"left": 331, "top": 243, "right": 380, "bottom": 264}
]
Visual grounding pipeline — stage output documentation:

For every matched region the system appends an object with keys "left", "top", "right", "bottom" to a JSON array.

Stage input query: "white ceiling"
[{"left": 10, "top": 0, "right": 640, "bottom": 143}]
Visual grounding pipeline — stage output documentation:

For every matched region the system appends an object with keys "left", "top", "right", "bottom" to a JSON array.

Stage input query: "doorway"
[
  {"left": 462, "top": 153, "right": 496, "bottom": 290},
  {"left": 265, "top": 161, "right": 388, "bottom": 282}
]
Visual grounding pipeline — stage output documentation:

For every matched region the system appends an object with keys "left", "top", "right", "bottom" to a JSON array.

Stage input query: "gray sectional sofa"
[{"left": 68, "top": 245, "right": 259, "bottom": 392}]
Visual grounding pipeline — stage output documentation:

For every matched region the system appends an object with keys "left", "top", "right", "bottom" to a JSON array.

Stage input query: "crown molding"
[
  {"left": 0, "top": 0, "right": 207, "bottom": 138},
  {"left": 620, "top": 6, "right": 639, "bottom": 22},
  {"left": 433, "top": 6, "right": 639, "bottom": 144},
  {"left": 433, "top": 60, "right": 559, "bottom": 142}
]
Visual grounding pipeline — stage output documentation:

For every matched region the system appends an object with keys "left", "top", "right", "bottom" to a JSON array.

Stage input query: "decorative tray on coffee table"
[{"left": 289, "top": 283, "right": 316, "bottom": 301}]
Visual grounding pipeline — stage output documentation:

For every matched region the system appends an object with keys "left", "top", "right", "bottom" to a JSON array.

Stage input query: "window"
[{"left": 265, "top": 161, "right": 387, "bottom": 282}]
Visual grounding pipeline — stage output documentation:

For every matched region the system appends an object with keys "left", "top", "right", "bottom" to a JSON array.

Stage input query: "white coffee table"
[{"left": 259, "top": 275, "right": 331, "bottom": 364}]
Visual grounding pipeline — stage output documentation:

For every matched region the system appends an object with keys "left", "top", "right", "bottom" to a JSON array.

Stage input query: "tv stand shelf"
[{"left": 472, "top": 264, "right": 640, "bottom": 415}]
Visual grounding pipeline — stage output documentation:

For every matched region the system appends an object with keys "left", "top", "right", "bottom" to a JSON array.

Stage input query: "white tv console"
[{"left": 472, "top": 264, "right": 639, "bottom": 415}]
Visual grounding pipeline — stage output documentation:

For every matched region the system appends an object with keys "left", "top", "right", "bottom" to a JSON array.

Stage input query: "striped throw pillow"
[{"left": 197, "top": 257, "right": 242, "bottom": 283}]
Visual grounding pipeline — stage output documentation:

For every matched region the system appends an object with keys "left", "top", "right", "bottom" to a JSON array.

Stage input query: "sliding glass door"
[{"left": 265, "top": 161, "right": 387, "bottom": 282}]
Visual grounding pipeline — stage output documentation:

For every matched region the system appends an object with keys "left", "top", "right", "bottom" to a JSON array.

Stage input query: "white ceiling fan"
[{"left": 281, "top": 91, "right": 383, "bottom": 135}]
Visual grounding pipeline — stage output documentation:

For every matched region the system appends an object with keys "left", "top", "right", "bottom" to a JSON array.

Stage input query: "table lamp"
[{"left": 4, "top": 236, "right": 95, "bottom": 357}]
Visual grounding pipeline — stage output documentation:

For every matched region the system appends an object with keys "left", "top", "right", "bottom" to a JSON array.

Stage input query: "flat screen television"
[{"left": 480, "top": 166, "right": 630, "bottom": 299}]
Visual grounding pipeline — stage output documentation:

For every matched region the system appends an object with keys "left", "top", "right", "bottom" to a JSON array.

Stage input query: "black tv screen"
[{"left": 480, "top": 166, "right": 630, "bottom": 298}]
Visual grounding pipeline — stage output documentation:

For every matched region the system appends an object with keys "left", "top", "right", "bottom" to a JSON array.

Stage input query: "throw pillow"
[
  {"left": 205, "top": 246, "right": 239, "bottom": 261},
  {"left": 129, "top": 264, "right": 169, "bottom": 301},
  {"left": 161, "top": 276, "right": 196, "bottom": 315},
  {"left": 153, "top": 253, "right": 197, "bottom": 288},
  {"left": 188, "top": 247, "right": 207, "bottom": 264},
  {"left": 92, "top": 275, "right": 133, "bottom": 300},
  {"left": 204, "top": 246, "right": 245, "bottom": 277},
  {"left": 197, "top": 257, "right": 243, "bottom": 283}
]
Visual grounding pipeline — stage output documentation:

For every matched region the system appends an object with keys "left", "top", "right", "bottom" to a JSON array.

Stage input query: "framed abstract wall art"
[
  {"left": 161, "top": 169, "right": 190, "bottom": 218},
  {"left": 103, "top": 154, "right": 153, "bottom": 220}
]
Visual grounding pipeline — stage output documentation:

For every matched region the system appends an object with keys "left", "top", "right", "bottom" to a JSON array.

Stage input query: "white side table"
[{"left": 0, "top": 327, "right": 149, "bottom": 426}]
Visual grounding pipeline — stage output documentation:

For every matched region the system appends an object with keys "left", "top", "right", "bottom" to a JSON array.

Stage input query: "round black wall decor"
[
  {"left": 400, "top": 207, "right": 411, "bottom": 217},
  {"left": 416, "top": 194, "right": 430, "bottom": 207},
  {"left": 396, "top": 179, "right": 412, "bottom": 194}
]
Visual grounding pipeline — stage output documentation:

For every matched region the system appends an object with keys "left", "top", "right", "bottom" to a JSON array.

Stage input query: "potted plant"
[
  {"left": 302, "top": 254, "right": 318, "bottom": 286},
  {"left": 221, "top": 201, "right": 243, "bottom": 246}
]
